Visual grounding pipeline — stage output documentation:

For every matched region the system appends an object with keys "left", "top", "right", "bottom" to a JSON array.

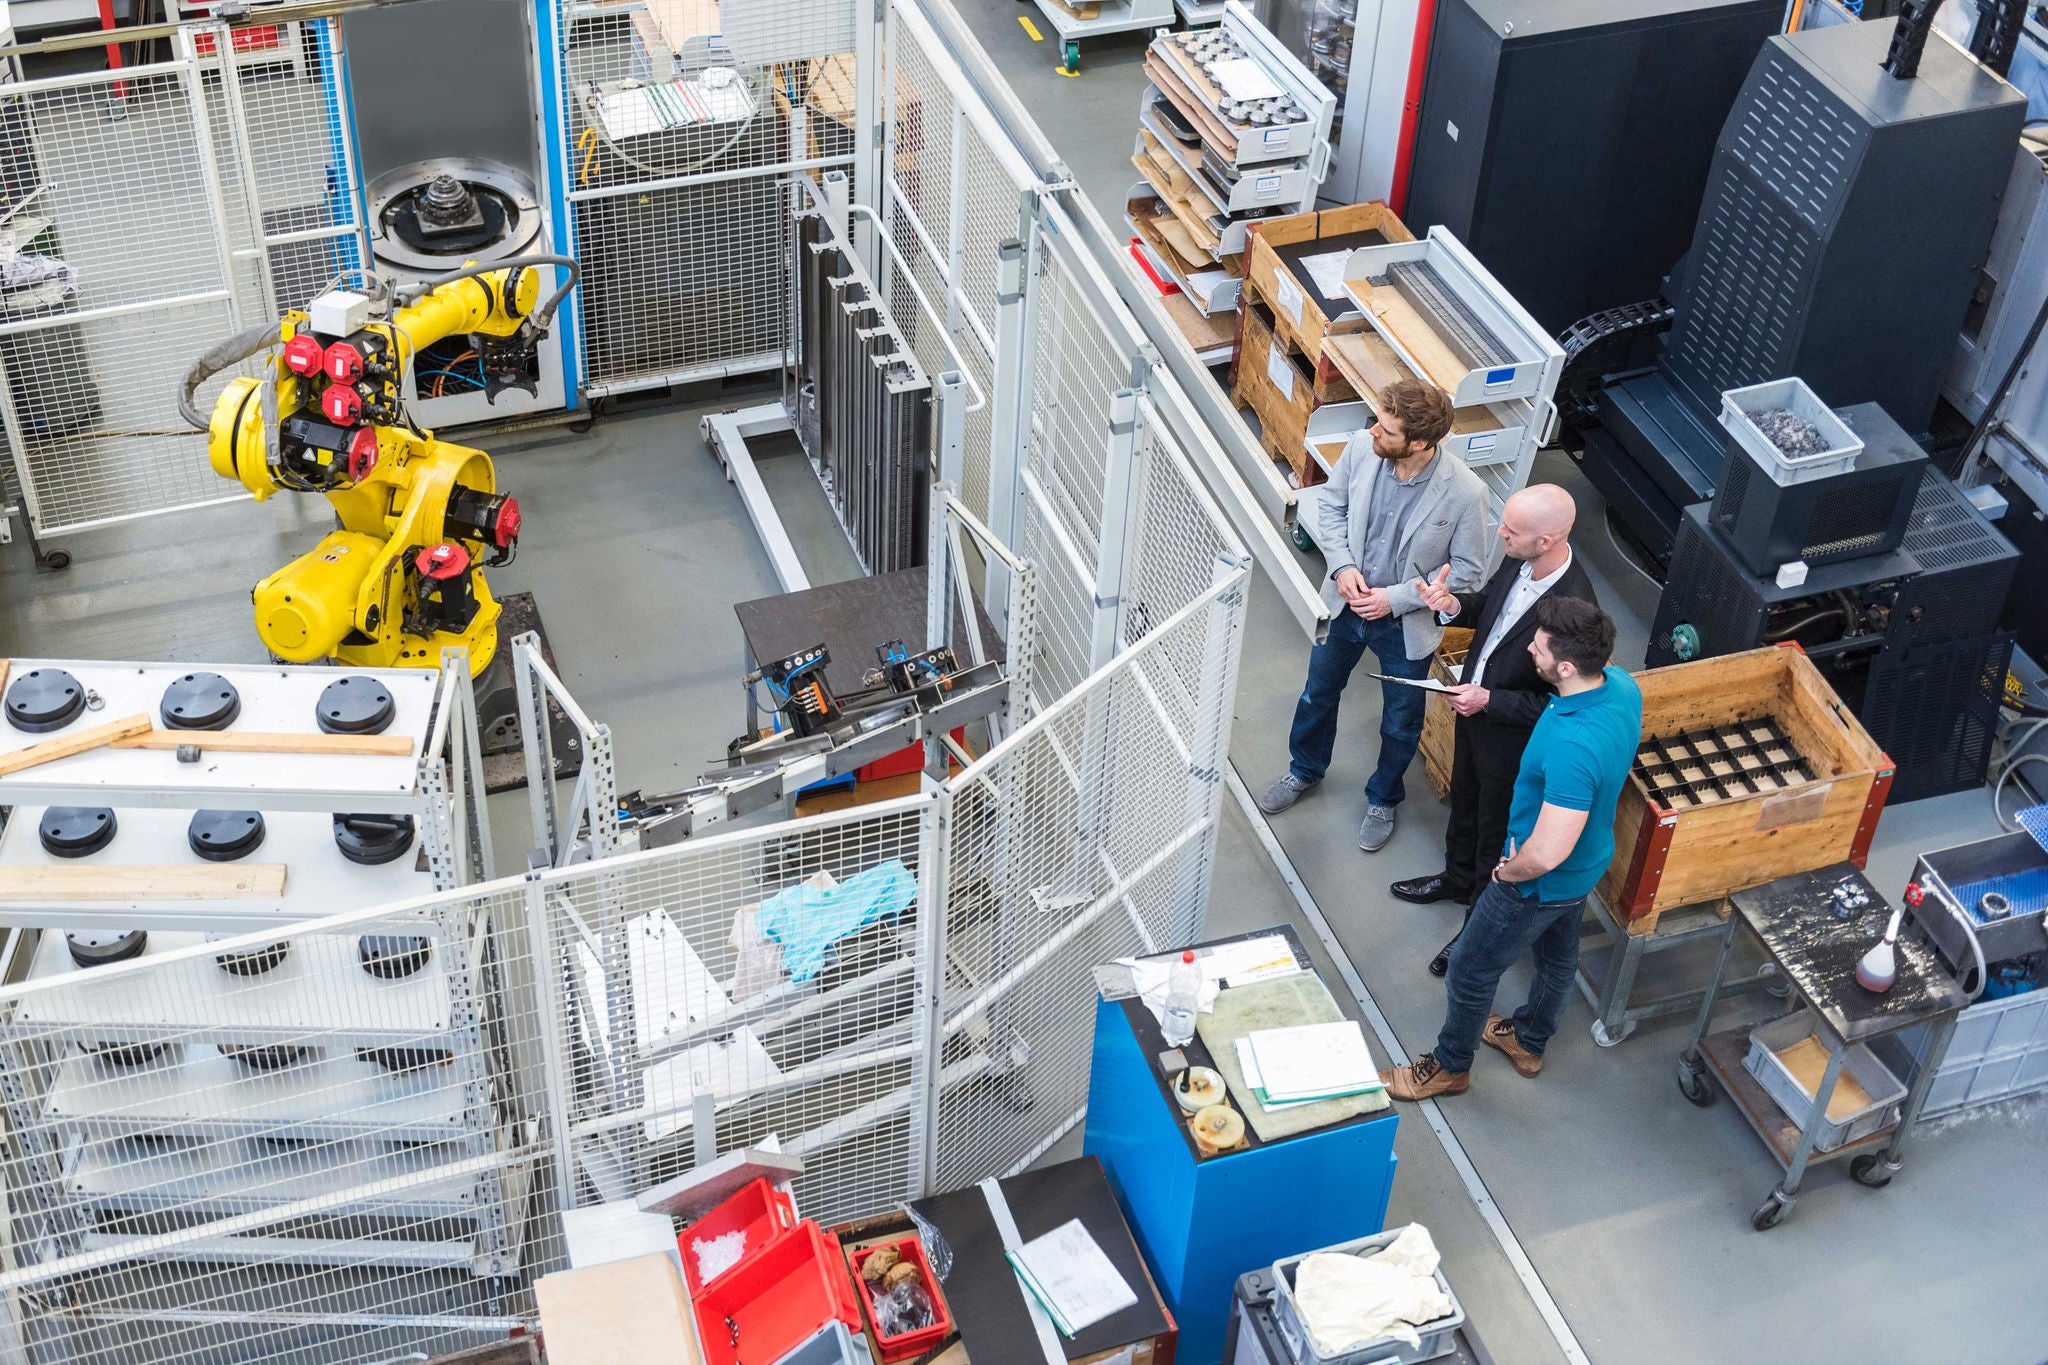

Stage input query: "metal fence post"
[
  {"left": 1172, "top": 556, "right": 1251, "bottom": 944},
  {"left": 1089, "top": 388, "right": 1142, "bottom": 670},
  {"left": 515, "top": 634, "right": 562, "bottom": 864},
  {"left": 909, "top": 790, "right": 950, "bottom": 1194},
  {"left": 855, "top": 0, "right": 884, "bottom": 276},
  {"left": 983, "top": 195, "right": 1037, "bottom": 631}
]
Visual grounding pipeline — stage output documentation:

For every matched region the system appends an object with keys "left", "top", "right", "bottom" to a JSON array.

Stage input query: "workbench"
[
  {"left": 1677, "top": 863, "right": 1968, "bottom": 1229},
  {"left": 1082, "top": 926, "right": 1399, "bottom": 1365}
]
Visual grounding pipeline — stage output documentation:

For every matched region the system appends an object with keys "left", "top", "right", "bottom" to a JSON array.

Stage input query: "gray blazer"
[{"left": 1312, "top": 440, "right": 1491, "bottom": 660}]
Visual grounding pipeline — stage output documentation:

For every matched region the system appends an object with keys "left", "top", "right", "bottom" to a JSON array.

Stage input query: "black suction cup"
[
  {"left": 84, "top": 1041, "right": 170, "bottom": 1067},
  {"left": 188, "top": 810, "right": 266, "bottom": 862},
  {"left": 220, "top": 1044, "right": 309, "bottom": 1071},
  {"left": 333, "top": 813, "right": 415, "bottom": 866},
  {"left": 160, "top": 672, "right": 242, "bottom": 731},
  {"left": 6, "top": 668, "right": 85, "bottom": 733},
  {"left": 39, "top": 807, "right": 116, "bottom": 859},
  {"left": 358, "top": 934, "right": 432, "bottom": 979},
  {"left": 65, "top": 929, "right": 148, "bottom": 967},
  {"left": 207, "top": 933, "right": 289, "bottom": 976},
  {"left": 316, "top": 676, "right": 396, "bottom": 735},
  {"left": 358, "top": 1046, "right": 453, "bottom": 1073}
]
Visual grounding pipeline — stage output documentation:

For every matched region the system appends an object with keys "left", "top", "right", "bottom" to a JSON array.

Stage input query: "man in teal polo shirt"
[{"left": 1382, "top": 595, "right": 1642, "bottom": 1100}]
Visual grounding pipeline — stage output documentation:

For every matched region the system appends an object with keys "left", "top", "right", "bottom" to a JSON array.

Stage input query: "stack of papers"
[
  {"left": 1113, "top": 935, "right": 1305, "bottom": 1033},
  {"left": 1008, "top": 1219, "right": 1138, "bottom": 1336},
  {"left": 1238, "top": 1021, "right": 1382, "bottom": 1108}
]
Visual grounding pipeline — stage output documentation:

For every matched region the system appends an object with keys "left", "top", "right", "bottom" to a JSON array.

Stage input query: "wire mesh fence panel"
[
  {"left": 532, "top": 798, "right": 937, "bottom": 1229},
  {"left": 0, "top": 64, "right": 250, "bottom": 537},
  {"left": 934, "top": 567, "right": 1249, "bottom": 1186},
  {"left": 551, "top": 0, "right": 861, "bottom": 389},
  {"left": 0, "top": 889, "right": 564, "bottom": 1365}
]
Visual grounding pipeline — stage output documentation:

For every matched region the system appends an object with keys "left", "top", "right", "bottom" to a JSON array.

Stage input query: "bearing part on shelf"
[
  {"left": 1979, "top": 891, "right": 2012, "bottom": 920},
  {"left": 187, "top": 810, "right": 268, "bottom": 862},
  {"left": 358, "top": 934, "right": 432, "bottom": 979},
  {"left": 65, "top": 928, "right": 148, "bottom": 967},
  {"left": 84, "top": 1041, "right": 170, "bottom": 1067},
  {"left": 220, "top": 1044, "right": 310, "bottom": 1071},
  {"left": 315, "top": 676, "right": 396, "bottom": 735},
  {"left": 38, "top": 807, "right": 117, "bottom": 859},
  {"left": 358, "top": 1046, "right": 454, "bottom": 1073},
  {"left": 334, "top": 812, "right": 416, "bottom": 865},
  {"left": 207, "top": 932, "right": 290, "bottom": 976},
  {"left": 159, "top": 672, "right": 243, "bottom": 731},
  {"left": 6, "top": 668, "right": 86, "bottom": 733}
]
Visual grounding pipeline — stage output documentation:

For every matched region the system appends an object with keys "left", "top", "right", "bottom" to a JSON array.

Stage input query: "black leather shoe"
[
  {"left": 1390, "top": 873, "right": 1469, "bottom": 906},
  {"left": 1428, "top": 936, "right": 1458, "bottom": 977}
]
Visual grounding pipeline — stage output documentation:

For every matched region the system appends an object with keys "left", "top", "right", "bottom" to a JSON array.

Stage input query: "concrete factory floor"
[{"left": 1, "top": 9, "right": 2044, "bottom": 1365}]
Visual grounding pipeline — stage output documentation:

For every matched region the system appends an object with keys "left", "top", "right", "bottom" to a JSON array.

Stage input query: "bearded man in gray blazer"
[{"left": 1259, "top": 378, "right": 1490, "bottom": 853}]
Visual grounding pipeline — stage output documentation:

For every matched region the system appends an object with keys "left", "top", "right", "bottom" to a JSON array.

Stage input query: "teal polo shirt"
[{"left": 1502, "top": 665, "right": 1643, "bottom": 902}]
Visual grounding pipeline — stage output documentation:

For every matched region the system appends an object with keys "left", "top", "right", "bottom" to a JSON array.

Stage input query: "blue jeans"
[
  {"left": 1286, "top": 609, "right": 1430, "bottom": 807},
  {"left": 1434, "top": 877, "right": 1584, "bottom": 1073}
]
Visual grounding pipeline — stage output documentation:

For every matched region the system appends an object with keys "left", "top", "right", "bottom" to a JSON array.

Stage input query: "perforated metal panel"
[{"left": 1859, "top": 633, "right": 2013, "bottom": 803}]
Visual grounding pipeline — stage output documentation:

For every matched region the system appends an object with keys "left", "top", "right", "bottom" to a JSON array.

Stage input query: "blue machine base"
[{"left": 1081, "top": 999, "right": 1399, "bottom": 1365}]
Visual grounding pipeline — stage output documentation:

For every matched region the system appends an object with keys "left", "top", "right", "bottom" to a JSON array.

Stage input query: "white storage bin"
[
  {"left": 1271, "top": 1226, "right": 1464, "bottom": 1365},
  {"left": 1718, "top": 377, "right": 1863, "bottom": 484},
  {"left": 1743, "top": 1010, "right": 1905, "bottom": 1150}
]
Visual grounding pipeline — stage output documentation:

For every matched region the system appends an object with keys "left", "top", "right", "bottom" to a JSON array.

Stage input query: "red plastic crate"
[
  {"left": 193, "top": 24, "right": 282, "bottom": 54},
  {"left": 693, "top": 1221, "right": 863, "bottom": 1365},
  {"left": 850, "top": 1238, "right": 953, "bottom": 1362},
  {"left": 855, "top": 727, "right": 967, "bottom": 783},
  {"left": 678, "top": 1177, "right": 799, "bottom": 1294}
]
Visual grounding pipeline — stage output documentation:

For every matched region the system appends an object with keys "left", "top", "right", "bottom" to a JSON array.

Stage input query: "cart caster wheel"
[
  {"left": 1592, "top": 1018, "right": 1634, "bottom": 1048},
  {"left": 567, "top": 415, "right": 595, "bottom": 434},
  {"left": 1751, "top": 1192, "right": 1792, "bottom": 1231},
  {"left": 1677, "top": 1057, "right": 1713, "bottom": 1107},
  {"left": 1850, "top": 1153, "right": 1894, "bottom": 1189},
  {"left": 36, "top": 548, "right": 70, "bottom": 572},
  {"left": 1291, "top": 522, "right": 1316, "bottom": 553},
  {"left": 1061, "top": 40, "right": 1081, "bottom": 72}
]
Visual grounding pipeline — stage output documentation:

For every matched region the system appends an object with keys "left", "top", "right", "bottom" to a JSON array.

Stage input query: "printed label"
[
  {"left": 1266, "top": 343, "right": 1295, "bottom": 401},
  {"left": 1274, "top": 274, "right": 1305, "bottom": 328},
  {"left": 1262, "top": 127, "right": 1289, "bottom": 147},
  {"left": 1255, "top": 173, "right": 1283, "bottom": 200}
]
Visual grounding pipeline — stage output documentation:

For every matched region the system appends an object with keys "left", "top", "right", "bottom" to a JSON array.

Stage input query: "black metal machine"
[
  {"left": 1708, "top": 403, "right": 1927, "bottom": 578},
  {"left": 1403, "top": 0, "right": 1780, "bottom": 335},
  {"left": 1564, "top": 17, "right": 2028, "bottom": 564},
  {"left": 1650, "top": 443, "right": 2019, "bottom": 802}
]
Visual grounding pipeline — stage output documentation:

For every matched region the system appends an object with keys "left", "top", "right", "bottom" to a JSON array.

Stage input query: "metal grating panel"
[{"left": 1859, "top": 633, "right": 2012, "bottom": 803}]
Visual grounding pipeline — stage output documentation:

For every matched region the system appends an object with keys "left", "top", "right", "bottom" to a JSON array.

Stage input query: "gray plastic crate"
[
  {"left": 1271, "top": 1226, "right": 1465, "bottom": 1365},
  {"left": 1883, "top": 985, "right": 2048, "bottom": 1117},
  {"left": 772, "top": 1322, "right": 866, "bottom": 1365},
  {"left": 1743, "top": 1010, "right": 1905, "bottom": 1150},
  {"left": 1719, "top": 377, "right": 1863, "bottom": 483}
]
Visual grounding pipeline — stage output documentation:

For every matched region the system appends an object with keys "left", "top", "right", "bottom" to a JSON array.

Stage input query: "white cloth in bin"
[{"left": 1294, "top": 1224, "right": 1455, "bottom": 1355}]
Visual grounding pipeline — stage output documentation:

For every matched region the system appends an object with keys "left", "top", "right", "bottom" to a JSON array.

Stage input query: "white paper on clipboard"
[{"left": 1365, "top": 672, "right": 1453, "bottom": 693}]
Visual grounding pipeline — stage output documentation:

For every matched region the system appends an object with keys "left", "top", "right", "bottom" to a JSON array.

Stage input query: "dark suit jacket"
[{"left": 1441, "top": 553, "right": 1599, "bottom": 730}]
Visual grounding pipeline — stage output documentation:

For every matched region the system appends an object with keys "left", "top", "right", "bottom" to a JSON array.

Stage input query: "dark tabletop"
[
  {"left": 909, "top": 1155, "right": 1171, "bottom": 1364},
  {"left": 733, "top": 567, "right": 1005, "bottom": 704},
  {"left": 1729, "top": 863, "right": 1969, "bottom": 1045},
  {"left": 1273, "top": 227, "right": 1390, "bottom": 320}
]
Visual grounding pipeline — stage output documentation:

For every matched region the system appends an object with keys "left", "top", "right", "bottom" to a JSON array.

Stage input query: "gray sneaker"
[
  {"left": 1258, "top": 772, "right": 1317, "bottom": 814},
  {"left": 1357, "top": 804, "right": 1396, "bottom": 852}
]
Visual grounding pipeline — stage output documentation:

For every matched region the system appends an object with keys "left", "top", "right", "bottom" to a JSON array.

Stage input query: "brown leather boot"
[
  {"left": 1379, "top": 1052, "right": 1470, "bottom": 1101},
  {"left": 1481, "top": 1015, "right": 1543, "bottom": 1077}
]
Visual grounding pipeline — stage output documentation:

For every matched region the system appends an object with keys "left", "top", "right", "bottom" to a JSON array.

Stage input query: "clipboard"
[{"left": 1365, "top": 672, "right": 1454, "bottom": 693}]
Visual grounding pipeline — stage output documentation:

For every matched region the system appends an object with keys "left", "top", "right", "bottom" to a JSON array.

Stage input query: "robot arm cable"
[
  {"left": 177, "top": 321, "right": 283, "bottom": 431},
  {"left": 390, "top": 253, "right": 584, "bottom": 334}
]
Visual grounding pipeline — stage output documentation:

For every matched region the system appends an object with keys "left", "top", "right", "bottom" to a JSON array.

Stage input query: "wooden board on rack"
[
  {"left": 0, "top": 864, "right": 289, "bottom": 901},
  {"left": 0, "top": 715, "right": 152, "bottom": 777},
  {"left": 1346, "top": 281, "right": 1471, "bottom": 395},
  {"left": 1144, "top": 56, "right": 1238, "bottom": 159},
  {"left": 1326, "top": 333, "right": 1505, "bottom": 437},
  {"left": 1162, "top": 287, "right": 1237, "bottom": 354},
  {"left": 109, "top": 731, "right": 417, "bottom": 757}
]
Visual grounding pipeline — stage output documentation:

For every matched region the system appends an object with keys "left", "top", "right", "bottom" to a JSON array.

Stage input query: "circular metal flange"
[
  {"left": 160, "top": 672, "right": 242, "bottom": 731},
  {"left": 220, "top": 1044, "right": 310, "bottom": 1071},
  {"left": 315, "top": 676, "right": 396, "bottom": 735},
  {"left": 206, "top": 932, "right": 290, "bottom": 976},
  {"left": 366, "top": 157, "right": 541, "bottom": 274},
  {"left": 6, "top": 667, "right": 85, "bottom": 733},
  {"left": 39, "top": 807, "right": 117, "bottom": 859},
  {"left": 66, "top": 928, "right": 148, "bottom": 967},
  {"left": 188, "top": 810, "right": 267, "bottom": 862},
  {"left": 358, "top": 934, "right": 433, "bottom": 979},
  {"left": 334, "top": 812, "right": 416, "bottom": 866}
]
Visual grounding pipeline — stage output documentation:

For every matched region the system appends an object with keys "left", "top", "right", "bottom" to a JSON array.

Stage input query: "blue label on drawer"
[
  {"left": 1484, "top": 366, "right": 1516, "bottom": 385},
  {"left": 1468, "top": 434, "right": 1496, "bottom": 451},
  {"left": 1255, "top": 174, "right": 1282, "bottom": 198},
  {"left": 1262, "top": 127, "right": 1289, "bottom": 147}
]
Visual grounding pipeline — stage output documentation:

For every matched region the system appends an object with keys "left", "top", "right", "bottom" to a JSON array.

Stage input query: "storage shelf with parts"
[{"left": 1124, "top": 1, "right": 1334, "bottom": 357}]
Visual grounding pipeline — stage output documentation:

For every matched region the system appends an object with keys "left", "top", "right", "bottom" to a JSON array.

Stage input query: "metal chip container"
[
  {"left": 1271, "top": 1226, "right": 1466, "bottom": 1365},
  {"left": 1742, "top": 1010, "right": 1907, "bottom": 1150},
  {"left": 1718, "top": 377, "right": 1864, "bottom": 484}
]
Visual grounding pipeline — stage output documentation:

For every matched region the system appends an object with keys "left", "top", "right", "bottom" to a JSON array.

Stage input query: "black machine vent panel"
[
  {"left": 1903, "top": 475, "right": 2006, "bottom": 571},
  {"left": 1725, "top": 46, "right": 1857, "bottom": 231},
  {"left": 1804, "top": 483, "right": 1900, "bottom": 560},
  {"left": 1670, "top": 170, "right": 1816, "bottom": 400},
  {"left": 1860, "top": 634, "right": 2013, "bottom": 803}
]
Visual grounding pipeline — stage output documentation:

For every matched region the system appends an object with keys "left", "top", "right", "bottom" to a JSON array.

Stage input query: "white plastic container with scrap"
[
  {"left": 1299, "top": 227, "right": 1563, "bottom": 551},
  {"left": 1125, "top": 0, "right": 1335, "bottom": 344}
]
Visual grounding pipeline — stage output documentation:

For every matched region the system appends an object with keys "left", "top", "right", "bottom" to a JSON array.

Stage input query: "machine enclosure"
[
  {"left": 252, "top": 532, "right": 382, "bottom": 662},
  {"left": 1708, "top": 404, "right": 1927, "bottom": 577},
  {"left": 1404, "top": 0, "right": 1779, "bottom": 333}
]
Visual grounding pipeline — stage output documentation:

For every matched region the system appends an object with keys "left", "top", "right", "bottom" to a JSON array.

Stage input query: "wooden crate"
[
  {"left": 1419, "top": 628, "right": 1474, "bottom": 801},
  {"left": 1232, "top": 300, "right": 1316, "bottom": 484},
  {"left": 1244, "top": 202, "right": 1414, "bottom": 385},
  {"left": 1601, "top": 645, "right": 1893, "bottom": 934}
]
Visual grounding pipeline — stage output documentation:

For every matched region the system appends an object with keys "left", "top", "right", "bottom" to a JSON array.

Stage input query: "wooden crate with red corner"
[
  {"left": 1600, "top": 643, "right": 1893, "bottom": 935},
  {"left": 1243, "top": 201, "right": 1415, "bottom": 379},
  {"left": 1418, "top": 628, "right": 1474, "bottom": 802},
  {"left": 1231, "top": 299, "right": 1317, "bottom": 486}
]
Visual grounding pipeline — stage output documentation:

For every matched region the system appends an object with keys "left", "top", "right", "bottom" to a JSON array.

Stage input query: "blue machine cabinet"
[{"left": 1082, "top": 929, "right": 1400, "bottom": 1365}]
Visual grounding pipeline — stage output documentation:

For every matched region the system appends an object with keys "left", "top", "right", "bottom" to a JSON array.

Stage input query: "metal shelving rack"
[
  {"left": 0, "top": 655, "right": 528, "bottom": 1358},
  {"left": 1030, "top": 0, "right": 1177, "bottom": 74},
  {"left": 1125, "top": 2, "right": 1334, "bottom": 357}
]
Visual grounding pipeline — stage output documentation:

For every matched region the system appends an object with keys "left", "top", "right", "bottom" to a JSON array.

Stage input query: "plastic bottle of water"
[{"left": 1161, "top": 950, "right": 1201, "bottom": 1047}]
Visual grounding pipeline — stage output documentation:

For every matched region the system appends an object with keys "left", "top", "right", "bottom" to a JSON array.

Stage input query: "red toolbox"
[
  {"left": 678, "top": 1177, "right": 799, "bottom": 1294},
  {"left": 692, "top": 1221, "right": 863, "bottom": 1365},
  {"left": 849, "top": 1237, "right": 953, "bottom": 1362}
]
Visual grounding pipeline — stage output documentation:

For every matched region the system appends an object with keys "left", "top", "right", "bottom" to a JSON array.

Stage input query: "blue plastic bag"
[{"left": 755, "top": 859, "right": 917, "bottom": 982}]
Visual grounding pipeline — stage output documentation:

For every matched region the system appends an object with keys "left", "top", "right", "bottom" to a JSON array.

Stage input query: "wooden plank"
[
  {"left": 0, "top": 714, "right": 152, "bottom": 778},
  {"left": 1316, "top": 201, "right": 1416, "bottom": 244},
  {"left": 0, "top": 864, "right": 288, "bottom": 902},
  {"left": 1326, "top": 330, "right": 1414, "bottom": 397},
  {"left": 1647, "top": 772, "right": 1875, "bottom": 913},
  {"left": 107, "top": 730, "right": 416, "bottom": 757},
  {"left": 1144, "top": 56, "right": 1238, "bottom": 158},
  {"left": 1161, "top": 286, "right": 1237, "bottom": 352},
  {"left": 1348, "top": 282, "right": 1469, "bottom": 393}
]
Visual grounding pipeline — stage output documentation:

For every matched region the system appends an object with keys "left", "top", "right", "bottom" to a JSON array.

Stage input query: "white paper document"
[
  {"left": 1210, "top": 57, "right": 1283, "bottom": 101},
  {"left": 1366, "top": 672, "right": 1454, "bottom": 693},
  {"left": 1009, "top": 1218, "right": 1139, "bottom": 1335},
  {"left": 1301, "top": 249, "right": 1358, "bottom": 308},
  {"left": 1248, "top": 1021, "right": 1380, "bottom": 1101},
  {"left": 1234, "top": 1037, "right": 1318, "bottom": 1110}
]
